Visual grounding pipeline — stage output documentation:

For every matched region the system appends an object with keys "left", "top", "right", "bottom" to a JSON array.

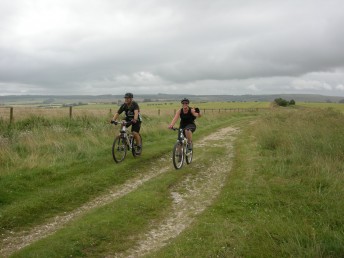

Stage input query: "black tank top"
[{"left": 179, "top": 108, "right": 195, "bottom": 127}]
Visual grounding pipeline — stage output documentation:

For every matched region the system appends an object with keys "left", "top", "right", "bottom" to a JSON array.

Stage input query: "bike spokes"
[
  {"left": 112, "top": 136, "right": 127, "bottom": 163},
  {"left": 185, "top": 145, "right": 193, "bottom": 164},
  {"left": 172, "top": 142, "right": 184, "bottom": 169}
]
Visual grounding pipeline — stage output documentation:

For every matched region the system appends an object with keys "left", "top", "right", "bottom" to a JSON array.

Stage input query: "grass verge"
[
  {"left": 0, "top": 112, "right": 257, "bottom": 237},
  {"left": 150, "top": 107, "right": 344, "bottom": 257},
  {"left": 7, "top": 113, "right": 253, "bottom": 257}
]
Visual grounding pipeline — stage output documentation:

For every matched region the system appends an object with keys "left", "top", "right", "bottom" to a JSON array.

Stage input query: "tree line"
[{"left": 274, "top": 98, "right": 296, "bottom": 107}]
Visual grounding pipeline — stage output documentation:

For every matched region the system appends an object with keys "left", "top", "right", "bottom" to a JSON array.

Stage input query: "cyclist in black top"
[
  {"left": 112, "top": 93, "right": 142, "bottom": 150},
  {"left": 168, "top": 98, "right": 201, "bottom": 150}
]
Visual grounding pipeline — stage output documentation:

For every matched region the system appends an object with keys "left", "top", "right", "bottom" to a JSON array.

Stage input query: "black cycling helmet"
[
  {"left": 124, "top": 92, "right": 133, "bottom": 98},
  {"left": 181, "top": 98, "right": 189, "bottom": 104}
]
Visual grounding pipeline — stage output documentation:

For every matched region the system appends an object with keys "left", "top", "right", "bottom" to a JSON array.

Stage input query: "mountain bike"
[
  {"left": 170, "top": 127, "right": 193, "bottom": 169},
  {"left": 111, "top": 120, "right": 142, "bottom": 163}
]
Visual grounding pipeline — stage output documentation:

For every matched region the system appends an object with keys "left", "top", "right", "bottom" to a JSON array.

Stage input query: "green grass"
[
  {"left": 11, "top": 173, "right": 180, "bottom": 257},
  {"left": 298, "top": 101, "right": 344, "bottom": 112},
  {"left": 0, "top": 111, "right": 250, "bottom": 236},
  {"left": 150, "top": 108, "right": 344, "bottom": 257},
  {"left": 1, "top": 106, "right": 343, "bottom": 257},
  {"left": 9, "top": 114, "right": 253, "bottom": 257}
]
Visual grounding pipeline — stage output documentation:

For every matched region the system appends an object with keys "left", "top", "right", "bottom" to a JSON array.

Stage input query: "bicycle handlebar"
[{"left": 111, "top": 120, "right": 132, "bottom": 126}]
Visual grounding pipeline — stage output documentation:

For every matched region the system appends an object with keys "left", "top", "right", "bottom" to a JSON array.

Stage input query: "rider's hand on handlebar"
[
  {"left": 131, "top": 119, "right": 137, "bottom": 124},
  {"left": 168, "top": 124, "right": 173, "bottom": 129},
  {"left": 110, "top": 120, "right": 117, "bottom": 124},
  {"left": 195, "top": 107, "right": 200, "bottom": 113}
]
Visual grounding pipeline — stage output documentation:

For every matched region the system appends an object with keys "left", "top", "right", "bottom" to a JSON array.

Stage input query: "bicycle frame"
[
  {"left": 119, "top": 122, "right": 134, "bottom": 150},
  {"left": 111, "top": 120, "right": 142, "bottom": 163},
  {"left": 171, "top": 127, "right": 193, "bottom": 169}
]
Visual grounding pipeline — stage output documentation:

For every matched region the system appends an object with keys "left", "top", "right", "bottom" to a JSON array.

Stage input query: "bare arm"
[
  {"left": 169, "top": 109, "right": 181, "bottom": 128},
  {"left": 112, "top": 113, "right": 119, "bottom": 121},
  {"left": 133, "top": 110, "right": 139, "bottom": 121}
]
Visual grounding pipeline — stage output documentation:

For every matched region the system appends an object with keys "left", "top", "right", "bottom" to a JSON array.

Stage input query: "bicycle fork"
[{"left": 127, "top": 135, "right": 133, "bottom": 150}]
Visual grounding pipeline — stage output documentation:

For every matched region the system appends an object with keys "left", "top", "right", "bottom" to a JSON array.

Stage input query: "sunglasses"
[{"left": 182, "top": 102, "right": 189, "bottom": 104}]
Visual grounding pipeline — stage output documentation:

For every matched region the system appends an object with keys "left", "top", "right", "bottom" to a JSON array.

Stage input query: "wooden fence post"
[
  {"left": 158, "top": 109, "right": 160, "bottom": 116},
  {"left": 69, "top": 106, "right": 72, "bottom": 119},
  {"left": 10, "top": 107, "right": 13, "bottom": 124}
]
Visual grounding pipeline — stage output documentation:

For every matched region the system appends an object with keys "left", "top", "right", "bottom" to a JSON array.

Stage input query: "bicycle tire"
[
  {"left": 131, "top": 134, "right": 142, "bottom": 157},
  {"left": 112, "top": 136, "right": 127, "bottom": 163},
  {"left": 172, "top": 142, "right": 184, "bottom": 169},
  {"left": 185, "top": 143, "right": 193, "bottom": 164}
]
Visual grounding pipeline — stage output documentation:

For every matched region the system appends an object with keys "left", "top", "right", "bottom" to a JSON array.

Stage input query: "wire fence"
[{"left": 0, "top": 106, "right": 267, "bottom": 124}]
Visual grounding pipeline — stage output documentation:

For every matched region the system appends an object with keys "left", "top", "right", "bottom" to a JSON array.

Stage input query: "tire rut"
[
  {"left": 111, "top": 127, "right": 239, "bottom": 258},
  {"left": 0, "top": 158, "right": 171, "bottom": 257},
  {"left": 1, "top": 126, "right": 239, "bottom": 257}
]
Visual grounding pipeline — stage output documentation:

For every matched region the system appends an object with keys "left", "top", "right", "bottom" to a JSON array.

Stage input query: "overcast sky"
[{"left": 1, "top": 0, "right": 344, "bottom": 96}]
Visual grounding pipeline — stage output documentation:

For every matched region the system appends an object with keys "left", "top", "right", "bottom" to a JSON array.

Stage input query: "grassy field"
[
  {"left": 150, "top": 107, "right": 344, "bottom": 257},
  {"left": 0, "top": 101, "right": 270, "bottom": 122},
  {"left": 0, "top": 104, "right": 343, "bottom": 257},
  {"left": 3, "top": 100, "right": 343, "bottom": 125},
  {"left": 298, "top": 101, "right": 344, "bottom": 112}
]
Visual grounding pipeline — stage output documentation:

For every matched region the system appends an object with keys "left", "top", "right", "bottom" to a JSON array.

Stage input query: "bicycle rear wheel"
[
  {"left": 112, "top": 136, "right": 127, "bottom": 163},
  {"left": 172, "top": 142, "right": 184, "bottom": 169},
  {"left": 131, "top": 134, "right": 142, "bottom": 157},
  {"left": 185, "top": 143, "right": 193, "bottom": 164}
]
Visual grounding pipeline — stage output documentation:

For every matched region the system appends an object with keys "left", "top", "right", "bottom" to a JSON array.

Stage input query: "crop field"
[{"left": 0, "top": 104, "right": 343, "bottom": 257}]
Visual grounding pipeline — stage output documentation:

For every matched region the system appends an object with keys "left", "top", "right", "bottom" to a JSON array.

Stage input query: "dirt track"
[{"left": 0, "top": 127, "right": 238, "bottom": 257}]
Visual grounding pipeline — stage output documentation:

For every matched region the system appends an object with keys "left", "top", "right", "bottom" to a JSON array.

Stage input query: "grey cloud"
[{"left": 1, "top": 0, "right": 344, "bottom": 96}]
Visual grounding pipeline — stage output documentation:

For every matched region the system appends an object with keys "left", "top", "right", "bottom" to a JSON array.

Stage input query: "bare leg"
[
  {"left": 185, "top": 129, "right": 193, "bottom": 148},
  {"left": 133, "top": 131, "right": 141, "bottom": 146}
]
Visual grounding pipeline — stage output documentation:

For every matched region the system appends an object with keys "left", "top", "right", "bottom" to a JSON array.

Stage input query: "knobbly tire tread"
[
  {"left": 173, "top": 142, "right": 184, "bottom": 169},
  {"left": 112, "top": 136, "right": 127, "bottom": 163}
]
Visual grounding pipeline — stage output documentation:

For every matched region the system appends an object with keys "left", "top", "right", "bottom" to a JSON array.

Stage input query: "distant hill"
[
  {"left": 1, "top": 93, "right": 344, "bottom": 106},
  {"left": 153, "top": 93, "right": 344, "bottom": 103}
]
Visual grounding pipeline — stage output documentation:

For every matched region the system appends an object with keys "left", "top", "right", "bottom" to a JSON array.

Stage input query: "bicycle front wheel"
[
  {"left": 172, "top": 142, "right": 184, "bottom": 169},
  {"left": 185, "top": 144, "right": 193, "bottom": 164},
  {"left": 131, "top": 134, "right": 142, "bottom": 157},
  {"left": 112, "top": 136, "right": 127, "bottom": 163}
]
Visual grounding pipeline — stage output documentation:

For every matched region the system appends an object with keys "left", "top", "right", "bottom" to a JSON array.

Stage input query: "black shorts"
[
  {"left": 181, "top": 124, "right": 196, "bottom": 134},
  {"left": 130, "top": 121, "right": 141, "bottom": 133}
]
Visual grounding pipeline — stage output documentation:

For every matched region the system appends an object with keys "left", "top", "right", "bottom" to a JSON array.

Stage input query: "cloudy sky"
[{"left": 1, "top": 0, "right": 344, "bottom": 96}]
